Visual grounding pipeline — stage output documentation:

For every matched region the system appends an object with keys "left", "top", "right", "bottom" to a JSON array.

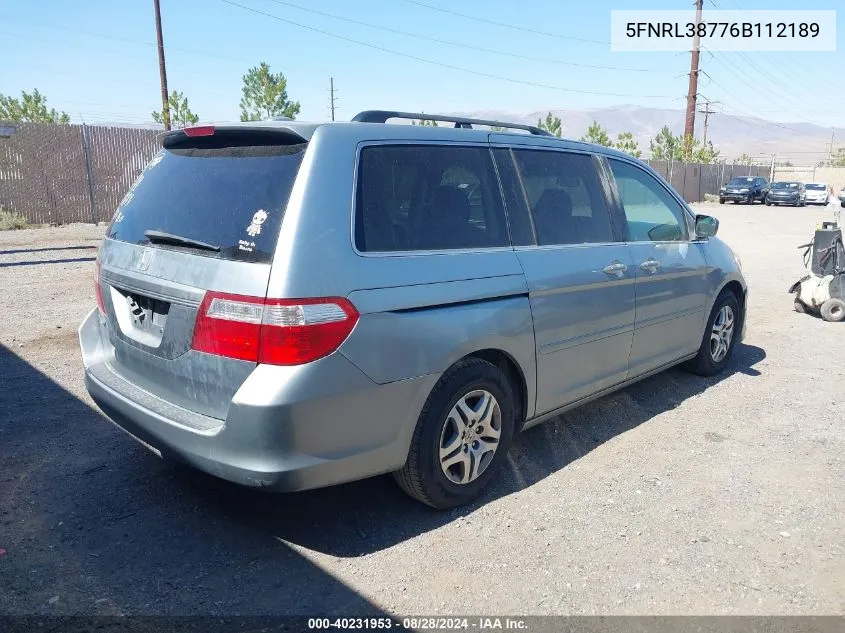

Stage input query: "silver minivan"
[{"left": 79, "top": 111, "right": 747, "bottom": 508}]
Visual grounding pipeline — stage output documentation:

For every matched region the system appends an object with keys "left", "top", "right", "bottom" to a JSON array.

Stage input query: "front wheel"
[
  {"left": 394, "top": 358, "right": 516, "bottom": 509},
  {"left": 719, "top": 198, "right": 725, "bottom": 205},
  {"left": 683, "top": 290, "right": 740, "bottom": 377},
  {"left": 820, "top": 299, "right": 845, "bottom": 322}
]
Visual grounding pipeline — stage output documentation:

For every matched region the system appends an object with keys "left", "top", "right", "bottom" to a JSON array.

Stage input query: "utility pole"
[
  {"left": 684, "top": 0, "right": 704, "bottom": 151},
  {"left": 829, "top": 131, "right": 835, "bottom": 164},
  {"left": 769, "top": 154, "right": 776, "bottom": 183},
  {"left": 153, "top": 0, "right": 171, "bottom": 131},
  {"left": 329, "top": 77, "right": 337, "bottom": 122},
  {"left": 697, "top": 98, "right": 719, "bottom": 148}
]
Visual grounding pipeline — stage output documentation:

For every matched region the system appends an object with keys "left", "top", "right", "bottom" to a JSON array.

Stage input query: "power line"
[
  {"left": 400, "top": 0, "right": 609, "bottom": 45},
  {"left": 219, "top": 0, "right": 678, "bottom": 99},
  {"left": 4, "top": 19, "right": 256, "bottom": 66},
  {"left": 265, "top": 0, "right": 678, "bottom": 74}
]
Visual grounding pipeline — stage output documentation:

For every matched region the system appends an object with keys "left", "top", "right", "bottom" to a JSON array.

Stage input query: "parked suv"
[
  {"left": 79, "top": 111, "right": 747, "bottom": 509},
  {"left": 719, "top": 176, "right": 769, "bottom": 204}
]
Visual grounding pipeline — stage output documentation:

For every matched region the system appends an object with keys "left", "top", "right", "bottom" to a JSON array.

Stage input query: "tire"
[
  {"left": 794, "top": 300, "right": 807, "bottom": 314},
  {"left": 719, "top": 198, "right": 725, "bottom": 205},
  {"left": 683, "top": 290, "right": 740, "bottom": 377},
  {"left": 820, "top": 298, "right": 845, "bottom": 323},
  {"left": 393, "top": 357, "right": 516, "bottom": 509}
]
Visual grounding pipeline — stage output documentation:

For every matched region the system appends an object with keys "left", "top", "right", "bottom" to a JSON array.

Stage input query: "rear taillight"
[
  {"left": 93, "top": 261, "right": 106, "bottom": 314},
  {"left": 191, "top": 293, "right": 359, "bottom": 365}
]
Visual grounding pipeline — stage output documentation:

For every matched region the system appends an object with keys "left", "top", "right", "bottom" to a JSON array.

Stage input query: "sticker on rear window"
[{"left": 246, "top": 209, "right": 268, "bottom": 237}]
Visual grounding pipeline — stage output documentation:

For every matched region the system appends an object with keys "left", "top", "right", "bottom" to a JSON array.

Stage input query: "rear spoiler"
[{"left": 160, "top": 125, "right": 309, "bottom": 149}]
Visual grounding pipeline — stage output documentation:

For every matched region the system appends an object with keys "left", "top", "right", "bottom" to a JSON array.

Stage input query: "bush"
[
  {"left": 703, "top": 193, "right": 720, "bottom": 203},
  {"left": 0, "top": 209, "right": 28, "bottom": 230}
]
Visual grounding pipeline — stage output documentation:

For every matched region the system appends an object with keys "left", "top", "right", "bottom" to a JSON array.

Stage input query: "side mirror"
[{"left": 695, "top": 214, "right": 719, "bottom": 239}]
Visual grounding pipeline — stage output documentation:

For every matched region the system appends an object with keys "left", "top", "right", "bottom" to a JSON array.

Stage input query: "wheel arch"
[{"left": 463, "top": 348, "right": 530, "bottom": 432}]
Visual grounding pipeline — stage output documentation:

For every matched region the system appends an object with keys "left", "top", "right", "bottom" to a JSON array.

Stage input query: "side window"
[
  {"left": 607, "top": 159, "right": 688, "bottom": 242},
  {"left": 355, "top": 145, "right": 509, "bottom": 252},
  {"left": 511, "top": 149, "right": 615, "bottom": 246}
]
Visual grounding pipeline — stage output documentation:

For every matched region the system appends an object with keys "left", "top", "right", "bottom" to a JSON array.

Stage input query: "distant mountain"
[{"left": 456, "top": 105, "right": 843, "bottom": 165}]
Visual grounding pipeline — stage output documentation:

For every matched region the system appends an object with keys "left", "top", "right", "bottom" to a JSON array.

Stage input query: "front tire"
[
  {"left": 683, "top": 290, "right": 740, "bottom": 377},
  {"left": 394, "top": 358, "right": 516, "bottom": 509},
  {"left": 719, "top": 198, "right": 725, "bottom": 205},
  {"left": 820, "top": 299, "right": 845, "bottom": 322}
]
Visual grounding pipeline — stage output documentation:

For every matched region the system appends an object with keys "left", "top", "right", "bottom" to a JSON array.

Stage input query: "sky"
[{"left": 1, "top": 0, "right": 842, "bottom": 128}]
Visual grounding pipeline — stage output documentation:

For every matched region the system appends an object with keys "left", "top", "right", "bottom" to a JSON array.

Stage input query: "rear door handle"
[
  {"left": 602, "top": 261, "right": 628, "bottom": 277},
  {"left": 639, "top": 258, "right": 661, "bottom": 273}
]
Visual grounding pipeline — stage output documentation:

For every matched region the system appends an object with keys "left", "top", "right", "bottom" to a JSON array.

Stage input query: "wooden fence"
[{"left": 0, "top": 121, "right": 159, "bottom": 224}]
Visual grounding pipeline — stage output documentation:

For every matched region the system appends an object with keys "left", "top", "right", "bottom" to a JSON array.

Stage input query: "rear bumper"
[{"left": 79, "top": 309, "right": 437, "bottom": 492}]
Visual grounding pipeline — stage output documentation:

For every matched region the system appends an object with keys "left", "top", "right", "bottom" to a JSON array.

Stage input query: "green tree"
[
  {"left": 693, "top": 140, "right": 720, "bottom": 164},
  {"left": 614, "top": 131, "right": 641, "bottom": 158},
  {"left": 412, "top": 116, "right": 438, "bottom": 127},
  {"left": 649, "top": 126, "right": 683, "bottom": 161},
  {"left": 537, "top": 112, "right": 562, "bottom": 137},
  {"left": 580, "top": 120, "right": 612, "bottom": 147},
  {"left": 152, "top": 90, "right": 199, "bottom": 128},
  {"left": 0, "top": 89, "right": 69, "bottom": 123},
  {"left": 239, "top": 62, "right": 300, "bottom": 122},
  {"left": 828, "top": 148, "right": 845, "bottom": 167},
  {"left": 736, "top": 153, "right": 755, "bottom": 166}
]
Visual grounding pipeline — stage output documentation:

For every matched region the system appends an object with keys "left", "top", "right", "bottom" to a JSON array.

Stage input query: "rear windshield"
[{"left": 107, "top": 143, "right": 307, "bottom": 263}]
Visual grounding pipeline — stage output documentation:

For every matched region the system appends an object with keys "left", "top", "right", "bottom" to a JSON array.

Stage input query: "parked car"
[
  {"left": 719, "top": 176, "right": 769, "bottom": 204},
  {"left": 803, "top": 182, "right": 830, "bottom": 205},
  {"left": 79, "top": 111, "right": 748, "bottom": 509},
  {"left": 766, "top": 181, "right": 806, "bottom": 207},
  {"left": 839, "top": 186, "right": 845, "bottom": 202}
]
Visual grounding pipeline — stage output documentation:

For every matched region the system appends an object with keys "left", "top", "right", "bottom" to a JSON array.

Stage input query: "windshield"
[
  {"left": 727, "top": 178, "right": 754, "bottom": 186},
  {"left": 805, "top": 184, "right": 826, "bottom": 190},
  {"left": 107, "top": 143, "right": 307, "bottom": 263},
  {"left": 771, "top": 182, "right": 799, "bottom": 190}
]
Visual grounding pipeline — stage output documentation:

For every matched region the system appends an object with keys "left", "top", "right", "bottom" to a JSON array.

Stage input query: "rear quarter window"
[
  {"left": 355, "top": 145, "right": 509, "bottom": 252},
  {"left": 107, "top": 143, "right": 307, "bottom": 263}
]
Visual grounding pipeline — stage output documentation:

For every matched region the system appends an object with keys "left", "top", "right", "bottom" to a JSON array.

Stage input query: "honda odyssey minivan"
[{"left": 79, "top": 111, "right": 747, "bottom": 509}]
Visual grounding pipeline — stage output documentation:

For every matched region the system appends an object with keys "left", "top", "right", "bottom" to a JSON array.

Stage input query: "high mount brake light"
[
  {"left": 191, "top": 293, "right": 359, "bottom": 365},
  {"left": 183, "top": 125, "right": 216, "bottom": 137}
]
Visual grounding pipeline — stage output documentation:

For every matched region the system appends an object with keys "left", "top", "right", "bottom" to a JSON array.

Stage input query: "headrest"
[
  {"left": 535, "top": 189, "right": 573, "bottom": 218},
  {"left": 427, "top": 186, "right": 471, "bottom": 223}
]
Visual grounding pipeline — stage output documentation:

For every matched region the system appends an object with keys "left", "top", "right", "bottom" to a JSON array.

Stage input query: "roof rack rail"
[{"left": 351, "top": 110, "right": 553, "bottom": 137}]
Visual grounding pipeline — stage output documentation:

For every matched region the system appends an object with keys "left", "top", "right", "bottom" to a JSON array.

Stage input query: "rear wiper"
[{"left": 143, "top": 230, "right": 220, "bottom": 252}]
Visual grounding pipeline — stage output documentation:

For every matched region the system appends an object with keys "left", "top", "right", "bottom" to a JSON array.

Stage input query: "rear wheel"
[
  {"left": 683, "top": 290, "right": 740, "bottom": 377},
  {"left": 794, "top": 300, "right": 807, "bottom": 314},
  {"left": 820, "top": 299, "right": 845, "bottom": 322},
  {"left": 394, "top": 358, "right": 516, "bottom": 509}
]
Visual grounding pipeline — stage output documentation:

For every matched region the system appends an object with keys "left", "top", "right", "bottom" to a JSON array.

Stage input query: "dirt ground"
[{"left": 1, "top": 203, "right": 843, "bottom": 617}]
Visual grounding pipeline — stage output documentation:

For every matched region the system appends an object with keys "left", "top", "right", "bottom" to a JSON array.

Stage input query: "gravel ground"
[{"left": 1, "top": 205, "right": 843, "bottom": 617}]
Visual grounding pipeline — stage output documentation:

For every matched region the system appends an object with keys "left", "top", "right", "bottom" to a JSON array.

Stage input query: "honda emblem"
[{"left": 137, "top": 248, "right": 154, "bottom": 272}]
